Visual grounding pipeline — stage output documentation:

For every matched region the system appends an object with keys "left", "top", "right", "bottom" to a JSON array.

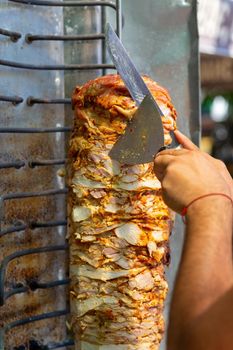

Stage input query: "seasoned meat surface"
[{"left": 68, "top": 74, "right": 177, "bottom": 350}]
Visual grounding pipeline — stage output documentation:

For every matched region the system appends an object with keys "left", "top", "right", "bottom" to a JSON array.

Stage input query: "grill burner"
[{"left": 0, "top": 1, "right": 121, "bottom": 348}]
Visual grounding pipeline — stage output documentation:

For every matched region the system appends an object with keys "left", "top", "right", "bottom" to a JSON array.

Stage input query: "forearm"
[{"left": 168, "top": 197, "right": 233, "bottom": 349}]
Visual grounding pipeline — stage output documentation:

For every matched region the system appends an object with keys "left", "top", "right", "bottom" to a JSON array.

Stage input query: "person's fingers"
[
  {"left": 153, "top": 155, "right": 174, "bottom": 181},
  {"left": 154, "top": 148, "right": 190, "bottom": 180},
  {"left": 156, "top": 148, "right": 188, "bottom": 158},
  {"left": 174, "top": 130, "right": 199, "bottom": 151}
]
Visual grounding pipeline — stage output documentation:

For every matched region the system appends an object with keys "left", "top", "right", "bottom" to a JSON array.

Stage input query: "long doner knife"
[{"left": 106, "top": 23, "right": 166, "bottom": 164}]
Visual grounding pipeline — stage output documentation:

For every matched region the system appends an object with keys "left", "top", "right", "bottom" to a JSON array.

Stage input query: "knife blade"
[
  {"left": 106, "top": 23, "right": 165, "bottom": 112},
  {"left": 109, "top": 94, "right": 165, "bottom": 164},
  {"left": 106, "top": 23, "right": 166, "bottom": 164}
]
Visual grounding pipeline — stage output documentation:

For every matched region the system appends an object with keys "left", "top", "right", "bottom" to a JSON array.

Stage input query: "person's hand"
[{"left": 154, "top": 130, "right": 233, "bottom": 214}]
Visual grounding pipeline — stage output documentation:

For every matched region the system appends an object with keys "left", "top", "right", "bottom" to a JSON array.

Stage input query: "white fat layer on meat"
[
  {"left": 120, "top": 174, "right": 139, "bottom": 183},
  {"left": 70, "top": 265, "right": 145, "bottom": 281},
  {"left": 116, "top": 257, "right": 131, "bottom": 269},
  {"left": 151, "top": 230, "right": 166, "bottom": 242},
  {"left": 71, "top": 296, "right": 118, "bottom": 317},
  {"left": 103, "top": 159, "right": 121, "bottom": 176},
  {"left": 73, "top": 174, "right": 105, "bottom": 189},
  {"left": 129, "top": 271, "right": 154, "bottom": 291},
  {"left": 74, "top": 251, "right": 100, "bottom": 268},
  {"left": 78, "top": 341, "right": 153, "bottom": 350},
  {"left": 105, "top": 203, "right": 119, "bottom": 213},
  {"left": 114, "top": 179, "right": 161, "bottom": 191},
  {"left": 147, "top": 242, "right": 158, "bottom": 257},
  {"left": 81, "top": 223, "right": 125, "bottom": 236},
  {"left": 73, "top": 173, "right": 161, "bottom": 191},
  {"left": 115, "top": 223, "right": 143, "bottom": 246},
  {"left": 72, "top": 206, "right": 92, "bottom": 222}
]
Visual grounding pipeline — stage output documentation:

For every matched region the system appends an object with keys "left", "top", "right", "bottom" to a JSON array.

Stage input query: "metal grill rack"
[{"left": 0, "top": 1, "right": 121, "bottom": 349}]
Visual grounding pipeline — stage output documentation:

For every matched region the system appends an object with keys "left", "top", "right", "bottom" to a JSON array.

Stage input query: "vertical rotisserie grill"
[{"left": 0, "top": 1, "right": 121, "bottom": 349}]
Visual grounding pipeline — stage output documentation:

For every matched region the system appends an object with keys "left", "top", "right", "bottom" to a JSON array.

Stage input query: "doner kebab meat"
[{"left": 68, "top": 74, "right": 177, "bottom": 350}]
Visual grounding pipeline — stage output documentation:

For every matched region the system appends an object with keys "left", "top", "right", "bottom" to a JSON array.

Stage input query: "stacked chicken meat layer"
[{"left": 68, "top": 75, "right": 177, "bottom": 350}]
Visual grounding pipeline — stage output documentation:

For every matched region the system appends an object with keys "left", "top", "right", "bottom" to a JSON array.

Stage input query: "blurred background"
[{"left": 198, "top": 0, "right": 233, "bottom": 177}]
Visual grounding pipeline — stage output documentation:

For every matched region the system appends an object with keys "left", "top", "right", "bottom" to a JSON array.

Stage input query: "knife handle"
[
  {"left": 158, "top": 146, "right": 167, "bottom": 153},
  {"left": 157, "top": 131, "right": 181, "bottom": 154}
]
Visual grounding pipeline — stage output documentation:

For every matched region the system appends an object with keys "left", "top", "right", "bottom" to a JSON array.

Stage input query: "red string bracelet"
[{"left": 181, "top": 193, "right": 233, "bottom": 224}]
